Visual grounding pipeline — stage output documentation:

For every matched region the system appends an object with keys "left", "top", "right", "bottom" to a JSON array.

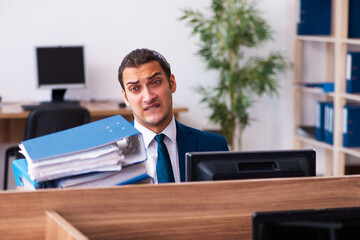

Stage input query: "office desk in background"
[{"left": 0, "top": 101, "right": 188, "bottom": 143}]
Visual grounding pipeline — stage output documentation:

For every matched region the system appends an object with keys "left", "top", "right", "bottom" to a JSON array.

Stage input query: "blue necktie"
[{"left": 155, "top": 134, "right": 175, "bottom": 183}]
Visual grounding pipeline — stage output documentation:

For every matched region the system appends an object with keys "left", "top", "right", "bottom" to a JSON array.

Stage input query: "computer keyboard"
[
  {"left": 21, "top": 104, "right": 40, "bottom": 111},
  {"left": 21, "top": 101, "right": 80, "bottom": 111}
]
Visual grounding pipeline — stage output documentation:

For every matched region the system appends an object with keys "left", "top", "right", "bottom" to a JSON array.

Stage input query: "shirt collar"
[
  {"left": 134, "top": 116, "right": 176, "bottom": 147},
  {"left": 162, "top": 117, "right": 177, "bottom": 144}
]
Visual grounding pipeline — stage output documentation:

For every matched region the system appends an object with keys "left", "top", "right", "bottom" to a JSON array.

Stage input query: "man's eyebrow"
[
  {"left": 126, "top": 80, "right": 139, "bottom": 86},
  {"left": 147, "top": 72, "right": 161, "bottom": 80},
  {"left": 125, "top": 72, "right": 162, "bottom": 86}
]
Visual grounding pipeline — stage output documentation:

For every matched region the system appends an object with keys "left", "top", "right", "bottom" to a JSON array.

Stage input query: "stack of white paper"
[{"left": 19, "top": 140, "right": 131, "bottom": 182}]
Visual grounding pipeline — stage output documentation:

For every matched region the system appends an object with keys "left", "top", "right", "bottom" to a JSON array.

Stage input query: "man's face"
[{"left": 121, "top": 61, "right": 176, "bottom": 133}]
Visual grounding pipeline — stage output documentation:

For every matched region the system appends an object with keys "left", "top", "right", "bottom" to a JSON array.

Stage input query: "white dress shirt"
[{"left": 134, "top": 117, "right": 180, "bottom": 183}]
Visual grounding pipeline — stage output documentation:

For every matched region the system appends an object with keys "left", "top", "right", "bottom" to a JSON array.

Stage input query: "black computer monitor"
[
  {"left": 252, "top": 207, "right": 360, "bottom": 240},
  {"left": 36, "top": 46, "right": 87, "bottom": 103},
  {"left": 185, "top": 149, "right": 316, "bottom": 182}
]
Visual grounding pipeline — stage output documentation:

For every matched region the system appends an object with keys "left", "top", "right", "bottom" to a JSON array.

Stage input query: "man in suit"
[{"left": 118, "top": 48, "right": 229, "bottom": 183}]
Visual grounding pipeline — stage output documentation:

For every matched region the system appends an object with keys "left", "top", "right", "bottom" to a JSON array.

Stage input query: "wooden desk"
[
  {"left": 0, "top": 101, "right": 188, "bottom": 143},
  {"left": 1, "top": 176, "right": 360, "bottom": 239}
]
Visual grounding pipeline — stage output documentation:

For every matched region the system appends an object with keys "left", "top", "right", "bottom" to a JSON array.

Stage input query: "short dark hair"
[{"left": 118, "top": 48, "right": 171, "bottom": 90}]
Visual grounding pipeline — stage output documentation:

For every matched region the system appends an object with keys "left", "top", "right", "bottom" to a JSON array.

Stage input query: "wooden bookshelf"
[{"left": 294, "top": 0, "right": 360, "bottom": 176}]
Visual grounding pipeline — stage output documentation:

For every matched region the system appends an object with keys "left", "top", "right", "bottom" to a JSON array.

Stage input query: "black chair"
[{"left": 3, "top": 104, "right": 90, "bottom": 190}]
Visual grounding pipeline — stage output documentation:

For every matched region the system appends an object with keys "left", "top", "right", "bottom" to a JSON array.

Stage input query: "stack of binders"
[
  {"left": 12, "top": 115, "right": 152, "bottom": 189},
  {"left": 346, "top": 51, "right": 360, "bottom": 93},
  {"left": 297, "top": 0, "right": 332, "bottom": 35},
  {"left": 316, "top": 102, "right": 360, "bottom": 147},
  {"left": 343, "top": 104, "right": 360, "bottom": 147}
]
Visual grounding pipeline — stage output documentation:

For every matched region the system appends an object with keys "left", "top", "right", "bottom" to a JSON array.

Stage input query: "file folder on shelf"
[
  {"left": 324, "top": 102, "right": 334, "bottom": 145},
  {"left": 348, "top": 0, "right": 360, "bottom": 38},
  {"left": 316, "top": 101, "right": 332, "bottom": 142},
  {"left": 346, "top": 52, "right": 360, "bottom": 93},
  {"left": 13, "top": 158, "right": 153, "bottom": 190},
  {"left": 297, "top": 0, "right": 331, "bottom": 36},
  {"left": 18, "top": 115, "right": 147, "bottom": 182},
  {"left": 302, "top": 82, "right": 334, "bottom": 93},
  {"left": 343, "top": 105, "right": 360, "bottom": 147}
]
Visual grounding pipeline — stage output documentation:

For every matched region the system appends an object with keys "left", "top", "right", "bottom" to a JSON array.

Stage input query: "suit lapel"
[{"left": 176, "top": 121, "right": 196, "bottom": 181}]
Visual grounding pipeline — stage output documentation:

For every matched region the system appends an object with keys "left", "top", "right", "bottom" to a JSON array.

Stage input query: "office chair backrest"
[
  {"left": 24, "top": 104, "right": 91, "bottom": 140},
  {"left": 3, "top": 104, "right": 90, "bottom": 190}
]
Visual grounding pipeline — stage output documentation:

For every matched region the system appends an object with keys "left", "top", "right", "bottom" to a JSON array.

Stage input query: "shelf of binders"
[
  {"left": 340, "top": 42, "right": 360, "bottom": 158},
  {"left": 293, "top": 54, "right": 335, "bottom": 151},
  {"left": 293, "top": 0, "right": 360, "bottom": 176},
  {"left": 310, "top": 100, "right": 360, "bottom": 157}
]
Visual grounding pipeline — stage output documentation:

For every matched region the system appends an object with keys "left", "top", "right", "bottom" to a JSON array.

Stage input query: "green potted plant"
[{"left": 180, "top": 0, "right": 291, "bottom": 150}]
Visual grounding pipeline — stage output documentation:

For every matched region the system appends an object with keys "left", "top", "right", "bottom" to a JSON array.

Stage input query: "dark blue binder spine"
[
  {"left": 346, "top": 52, "right": 360, "bottom": 93},
  {"left": 297, "top": 0, "right": 332, "bottom": 35},
  {"left": 323, "top": 102, "right": 334, "bottom": 145},
  {"left": 348, "top": 0, "right": 360, "bottom": 38},
  {"left": 343, "top": 105, "right": 360, "bottom": 147},
  {"left": 315, "top": 101, "right": 327, "bottom": 141}
]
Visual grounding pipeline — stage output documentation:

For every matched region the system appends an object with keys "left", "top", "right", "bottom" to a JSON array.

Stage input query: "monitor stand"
[{"left": 40, "top": 89, "right": 79, "bottom": 106}]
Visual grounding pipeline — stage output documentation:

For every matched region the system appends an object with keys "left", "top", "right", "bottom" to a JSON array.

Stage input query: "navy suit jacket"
[
  {"left": 132, "top": 120, "right": 229, "bottom": 182},
  {"left": 175, "top": 121, "right": 229, "bottom": 181}
]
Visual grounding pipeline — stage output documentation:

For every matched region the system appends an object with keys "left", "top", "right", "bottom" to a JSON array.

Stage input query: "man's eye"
[
  {"left": 151, "top": 80, "right": 161, "bottom": 85},
  {"left": 129, "top": 86, "right": 139, "bottom": 92}
]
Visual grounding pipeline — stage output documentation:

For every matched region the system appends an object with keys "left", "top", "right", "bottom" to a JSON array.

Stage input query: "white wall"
[{"left": 0, "top": 0, "right": 295, "bottom": 151}]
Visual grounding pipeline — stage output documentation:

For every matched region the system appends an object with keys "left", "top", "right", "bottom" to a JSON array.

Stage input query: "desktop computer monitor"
[
  {"left": 36, "top": 46, "right": 87, "bottom": 103},
  {"left": 185, "top": 149, "right": 316, "bottom": 182},
  {"left": 252, "top": 207, "right": 360, "bottom": 240}
]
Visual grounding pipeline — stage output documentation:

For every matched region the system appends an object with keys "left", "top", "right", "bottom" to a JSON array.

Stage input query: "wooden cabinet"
[{"left": 294, "top": 0, "right": 360, "bottom": 176}]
